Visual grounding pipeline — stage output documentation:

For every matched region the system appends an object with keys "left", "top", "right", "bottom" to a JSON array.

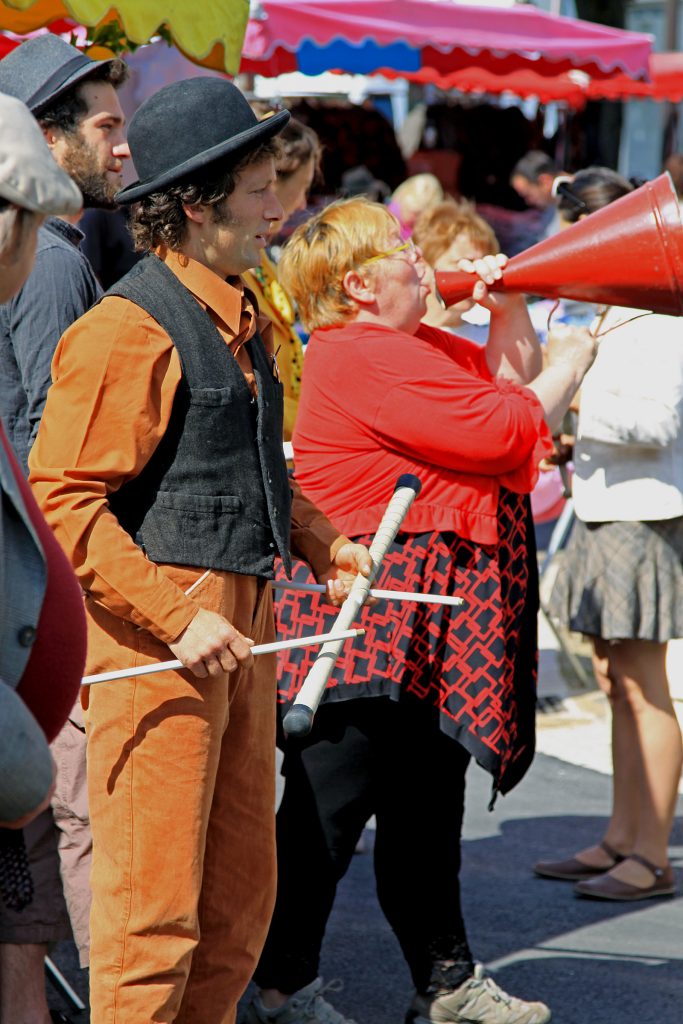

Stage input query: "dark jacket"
[
  {"left": 107, "top": 255, "right": 293, "bottom": 577},
  {"left": 0, "top": 218, "right": 101, "bottom": 473}
]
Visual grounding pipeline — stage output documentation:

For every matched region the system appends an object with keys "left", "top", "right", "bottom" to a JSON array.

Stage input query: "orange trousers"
[{"left": 83, "top": 566, "right": 278, "bottom": 1023}]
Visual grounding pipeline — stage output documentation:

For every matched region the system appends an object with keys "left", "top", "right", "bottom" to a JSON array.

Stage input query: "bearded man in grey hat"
[
  {"left": 0, "top": 34, "right": 130, "bottom": 476},
  {"left": 30, "top": 76, "right": 371, "bottom": 1023},
  {"left": 0, "top": 35, "right": 129, "bottom": 1023}
]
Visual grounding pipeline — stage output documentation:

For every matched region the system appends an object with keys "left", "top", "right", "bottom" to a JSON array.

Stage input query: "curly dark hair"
[
  {"left": 276, "top": 118, "right": 322, "bottom": 179},
  {"left": 38, "top": 59, "right": 128, "bottom": 135},
  {"left": 130, "top": 138, "right": 281, "bottom": 252}
]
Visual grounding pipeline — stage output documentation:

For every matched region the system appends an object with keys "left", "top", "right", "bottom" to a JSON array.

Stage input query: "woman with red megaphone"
[
  {"left": 536, "top": 167, "right": 683, "bottom": 903},
  {"left": 244, "top": 196, "right": 600, "bottom": 1024}
]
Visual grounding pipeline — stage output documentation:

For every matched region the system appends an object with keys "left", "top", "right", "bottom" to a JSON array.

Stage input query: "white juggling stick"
[
  {"left": 82, "top": 628, "right": 365, "bottom": 686},
  {"left": 283, "top": 474, "right": 422, "bottom": 738}
]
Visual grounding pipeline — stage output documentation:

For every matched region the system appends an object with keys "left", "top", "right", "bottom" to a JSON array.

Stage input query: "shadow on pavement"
[{"left": 51, "top": 753, "right": 683, "bottom": 1024}]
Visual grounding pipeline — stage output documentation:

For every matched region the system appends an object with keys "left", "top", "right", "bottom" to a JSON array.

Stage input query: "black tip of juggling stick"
[
  {"left": 396, "top": 473, "right": 422, "bottom": 496},
  {"left": 283, "top": 704, "right": 314, "bottom": 738}
]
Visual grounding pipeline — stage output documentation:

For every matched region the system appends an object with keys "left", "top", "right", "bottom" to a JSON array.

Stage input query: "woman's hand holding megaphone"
[
  {"left": 457, "top": 253, "right": 527, "bottom": 318},
  {"left": 454, "top": 253, "right": 544, "bottom": 387}
]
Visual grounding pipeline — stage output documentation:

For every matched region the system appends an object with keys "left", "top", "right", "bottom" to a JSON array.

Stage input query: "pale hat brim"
[{"left": 0, "top": 94, "right": 82, "bottom": 217}]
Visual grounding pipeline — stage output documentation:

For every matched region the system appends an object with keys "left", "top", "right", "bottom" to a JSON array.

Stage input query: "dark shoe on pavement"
[
  {"left": 533, "top": 840, "right": 625, "bottom": 881},
  {"left": 406, "top": 964, "right": 551, "bottom": 1023},
  {"left": 574, "top": 854, "right": 676, "bottom": 901},
  {"left": 244, "top": 978, "right": 358, "bottom": 1023}
]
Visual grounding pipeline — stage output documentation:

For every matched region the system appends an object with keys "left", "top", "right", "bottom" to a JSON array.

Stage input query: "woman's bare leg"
[
  {"left": 602, "top": 638, "right": 683, "bottom": 888},
  {"left": 566, "top": 636, "right": 682, "bottom": 878},
  {"left": 565, "top": 638, "right": 640, "bottom": 869}
]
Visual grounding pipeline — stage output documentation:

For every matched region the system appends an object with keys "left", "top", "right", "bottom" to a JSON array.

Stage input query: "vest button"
[
  {"left": 17, "top": 625, "right": 37, "bottom": 647},
  {"left": 269, "top": 542, "right": 275, "bottom": 549}
]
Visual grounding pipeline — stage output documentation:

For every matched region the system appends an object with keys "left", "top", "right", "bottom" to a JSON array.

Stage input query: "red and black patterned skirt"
[{"left": 275, "top": 489, "right": 539, "bottom": 795}]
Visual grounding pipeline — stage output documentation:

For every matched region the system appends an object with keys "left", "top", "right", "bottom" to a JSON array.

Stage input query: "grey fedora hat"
[
  {"left": 0, "top": 94, "right": 82, "bottom": 216},
  {"left": 115, "top": 77, "right": 290, "bottom": 205},
  {"left": 0, "top": 35, "right": 115, "bottom": 115}
]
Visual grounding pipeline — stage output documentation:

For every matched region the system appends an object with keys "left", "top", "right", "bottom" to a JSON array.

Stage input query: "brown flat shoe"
[
  {"left": 534, "top": 840, "right": 625, "bottom": 881},
  {"left": 574, "top": 854, "right": 677, "bottom": 902}
]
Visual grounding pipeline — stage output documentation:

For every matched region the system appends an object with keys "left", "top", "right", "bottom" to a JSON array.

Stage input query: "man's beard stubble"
[{"left": 61, "top": 130, "right": 120, "bottom": 210}]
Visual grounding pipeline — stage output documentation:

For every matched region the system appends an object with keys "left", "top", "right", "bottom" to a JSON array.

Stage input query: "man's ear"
[
  {"left": 342, "top": 268, "right": 376, "bottom": 306},
  {"left": 182, "top": 203, "right": 208, "bottom": 226},
  {"left": 40, "top": 123, "right": 61, "bottom": 151}
]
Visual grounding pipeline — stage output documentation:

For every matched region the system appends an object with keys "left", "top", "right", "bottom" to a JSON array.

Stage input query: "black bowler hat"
[
  {"left": 115, "top": 78, "right": 290, "bottom": 205},
  {"left": 0, "top": 35, "right": 115, "bottom": 115}
]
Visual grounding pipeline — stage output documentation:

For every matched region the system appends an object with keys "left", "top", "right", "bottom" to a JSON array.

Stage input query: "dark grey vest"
[{"left": 106, "top": 255, "right": 292, "bottom": 577}]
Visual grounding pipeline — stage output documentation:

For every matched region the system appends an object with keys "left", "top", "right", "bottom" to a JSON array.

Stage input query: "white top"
[{"left": 573, "top": 306, "right": 683, "bottom": 523}]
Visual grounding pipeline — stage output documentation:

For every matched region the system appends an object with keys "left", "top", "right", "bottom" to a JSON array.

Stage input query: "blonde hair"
[
  {"left": 391, "top": 173, "right": 443, "bottom": 220},
  {"left": 413, "top": 198, "right": 498, "bottom": 267},
  {"left": 279, "top": 197, "right": 400, "bottom": 331}
]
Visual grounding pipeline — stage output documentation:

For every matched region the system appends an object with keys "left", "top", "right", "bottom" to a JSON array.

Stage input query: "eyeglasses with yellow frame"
[{"left": 362, "top": 237, "right": 421, "bottom": 266}]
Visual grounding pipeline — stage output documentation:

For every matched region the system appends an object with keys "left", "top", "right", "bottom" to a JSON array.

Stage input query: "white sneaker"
[
  {"left": 406, "top": 964, "right": 551, "bottom": 1024},
  {"left": 244, "top": 978, "right": 358, "bottom": 1024}
]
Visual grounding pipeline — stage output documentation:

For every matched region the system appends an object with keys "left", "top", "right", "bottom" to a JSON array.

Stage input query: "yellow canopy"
[{"left": 0, "top": 0, "right": 249, "bottom": 74}]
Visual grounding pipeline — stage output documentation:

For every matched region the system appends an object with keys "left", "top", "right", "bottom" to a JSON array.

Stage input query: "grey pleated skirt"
[{"left": 548, "top": 515, "right": 683, "bottom": 642}]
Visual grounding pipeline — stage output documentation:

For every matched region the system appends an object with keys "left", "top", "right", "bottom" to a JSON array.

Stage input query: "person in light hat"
[
  {"left": 29, "top": 75, "right": 372, "bottom": 1023},
  {"left": 0, "top": 92, "right": 82, "bottom": 302},
  {"left": 0, "top": 92, "right": 87, "bottom": 1024},
  {"left": 0, "top": 89, "right": 83, "bottom": 814},
  {"left": 0, "top": 35, "right": 129, "bottom": 1021}
]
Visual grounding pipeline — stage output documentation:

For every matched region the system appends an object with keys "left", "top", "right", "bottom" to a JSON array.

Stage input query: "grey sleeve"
[
  {"left": 0, "top": 684, "right": 52, "bottom": 824},
  {"left": 8, "top": 245, "right": 101, "bottom": 448}
]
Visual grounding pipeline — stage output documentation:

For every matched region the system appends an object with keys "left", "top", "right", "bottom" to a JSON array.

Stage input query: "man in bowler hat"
[
  {"left": 30, "top": 77, "right": 372, "bottom": 1023},
  {"left": 0, "top": 35, "right": 129, "bottom": 1022}
]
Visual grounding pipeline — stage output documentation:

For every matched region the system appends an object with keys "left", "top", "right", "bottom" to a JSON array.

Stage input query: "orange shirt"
[{"left": 29, "top": 249, "right": 345, "bottom": 645}]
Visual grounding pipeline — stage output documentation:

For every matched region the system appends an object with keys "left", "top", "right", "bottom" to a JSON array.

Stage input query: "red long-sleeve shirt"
[{"left": 293, "top": 321, "right": 553, "bottom": 546}]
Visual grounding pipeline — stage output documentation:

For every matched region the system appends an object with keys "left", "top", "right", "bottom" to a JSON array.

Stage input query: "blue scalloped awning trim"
[{"left": 296, "top": 39, "right": 421, "bottom": 75}]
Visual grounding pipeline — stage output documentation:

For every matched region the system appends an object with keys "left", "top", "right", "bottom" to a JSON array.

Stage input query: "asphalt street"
[
  {"left": 46, "top": 627, "right": 683, "bottom": 1024},
  {"left": 47, "top": 747, "right": 683, "bottom": 1024}
]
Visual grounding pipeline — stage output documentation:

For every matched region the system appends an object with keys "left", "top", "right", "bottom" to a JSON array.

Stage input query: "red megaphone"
[{"left": 435, "top": 172, "right": 683, "bottom": 316}]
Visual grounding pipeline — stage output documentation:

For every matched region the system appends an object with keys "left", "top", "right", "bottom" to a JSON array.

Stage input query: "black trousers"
[{"left": 254, "top": 696, "right": 474, "bottom": 995}]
